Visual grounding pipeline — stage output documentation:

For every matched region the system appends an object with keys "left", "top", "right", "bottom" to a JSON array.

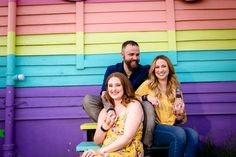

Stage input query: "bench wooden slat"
[
  {"left": 148, "top": 145, "right": 169, "bottom": 150},
  {"left": 76, "top": 141, "right": 101, "bottom": 152},
  {"left": 80, "top": 123, "right": 97, "bottom": 130}
]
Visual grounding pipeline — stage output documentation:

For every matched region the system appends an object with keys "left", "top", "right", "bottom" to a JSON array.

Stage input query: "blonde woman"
[{"left": 136, "top": 55, "right": 198, "bottom": 157}]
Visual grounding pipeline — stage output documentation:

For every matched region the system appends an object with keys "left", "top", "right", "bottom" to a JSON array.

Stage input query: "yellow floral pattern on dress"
[{"left": 95, "top": 113, "right": 144, "bottom": 157}]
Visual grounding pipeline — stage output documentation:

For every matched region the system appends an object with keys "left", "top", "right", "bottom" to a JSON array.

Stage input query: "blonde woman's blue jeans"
[{"left": 154, "top": 124, "right": 199, "bottom": 157}]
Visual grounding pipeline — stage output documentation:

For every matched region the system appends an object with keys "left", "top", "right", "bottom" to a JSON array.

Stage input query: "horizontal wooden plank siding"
[
  {"left": 175, "top": 0, "right": 236, "bottom": 30},
  {"left": 1, "top": 49, "right": 236, "bottom": 87},
  {"left": 1, "top": 0, "right": 236, "bottom": 36},
  {"left": 0, "top": 82, "right": 236, "bottom": 147},
  {"left": 1, "top": 29, "right": 235, "bottom": 56},
  {"left": 0, "top": 81, "right": 235, "bottom": 117},
  {"left": 1, "top": 0, "right": 236, "bottom": 156}
]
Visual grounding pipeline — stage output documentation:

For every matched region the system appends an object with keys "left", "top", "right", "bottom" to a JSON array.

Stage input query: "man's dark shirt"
[{"left": 101, "top": 62, "right": 150, "bottom": 93}]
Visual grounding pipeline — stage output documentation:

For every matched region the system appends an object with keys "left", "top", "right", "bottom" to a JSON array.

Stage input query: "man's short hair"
[{"left": 122, "top": 40, "right": 139, "bottom": 50}]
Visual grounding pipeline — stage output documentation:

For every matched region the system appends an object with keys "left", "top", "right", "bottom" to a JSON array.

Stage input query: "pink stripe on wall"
[
  {"left": 0, "top": 27, "right": 7, "bottom": 35},
  {"left": 166, "top": 0, "right": 176, "bottom": 30},
  {"left": 176, "top": 20, "right": 236, "bottom": 30},
  {"left": 17, "top": 0, "right": 69, "bottom": 6},
  {"left": 16, "top": 24, "right": 75, "bottom": 35},
  {"left": 0, "top": 17, "right": 7, "bottom": 27},
  {"left": 8, "top": 1, "right": 16, "bottom": 32},
  {"left": 175, "top": 0, "right": 236, "bottom": 10},
  {"left": 17, "top": 4, "right": 75, "bottom": 15},
  {"left": 85, "top": 1, "right": 165, "bottom": 12},
  {"left": 1, "top": 0, "right": 236, "bottom": 35},
  {"left": 0, "top": 0, "right": 7, "bottom": 6},
  {"left": 176, "top": 10, "right": 236, "bottom": 21},
  {"left": 0, "top": 5, "right": 7, "bottom": 35},
  {"left": 84, "top": 0, "right": 163, "bottom": 3},
  {"left": 76, "top": 2, "right": 84, "bottom": 32},
  {"left": 16, "top": 14, "right": 75, "bottom": 26},
  {"left": 85, "top": 11, "right": 165, "bottom": 24},
  {"left": 16, "top": 3, "right": 75, "bottom": 35},
  {"left": 174, "top": 0, "right": 236, "bottom": 30},
  {"left": 85, "top": 22, "right": 167, "bottom": 32}
]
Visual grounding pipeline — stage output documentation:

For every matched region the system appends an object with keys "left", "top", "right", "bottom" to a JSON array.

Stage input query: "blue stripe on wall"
[{"left": 0, "top": 50, "right": 236, "bottom": 87}]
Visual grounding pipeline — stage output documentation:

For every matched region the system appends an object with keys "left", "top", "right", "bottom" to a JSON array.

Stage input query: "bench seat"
[
  {"left": 76, "top": 141, "right": 101, "bottom": 152},
  {"left": 77, "top": 122, "right": 168, "bottom": 156}
]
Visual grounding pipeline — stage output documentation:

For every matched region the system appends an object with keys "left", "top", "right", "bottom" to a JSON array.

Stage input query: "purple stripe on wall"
[
  {"left": 1, "top": 82, "right": 235, "bottom": 98},
  {"left": 182, "top": 82, "right": 236, "bottom": 93},
  {"left": 0, "top": 81, "right": 235, "bottom": 115},
  {"left": 0, "top": 81, "right": 236, "bottom": 157},
  {"left": 14, "top": 86, "right": 100, "bottom": 97}
]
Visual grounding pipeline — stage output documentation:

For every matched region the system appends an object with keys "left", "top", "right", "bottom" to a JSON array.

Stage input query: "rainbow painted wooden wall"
[{"left": 0, "top": 0, "right": 236, "bottom": 156}]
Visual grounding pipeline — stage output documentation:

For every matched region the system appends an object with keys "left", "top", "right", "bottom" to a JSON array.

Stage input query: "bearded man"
[{"left": 83, "top": 41, "right": 154, "bottom": 156}]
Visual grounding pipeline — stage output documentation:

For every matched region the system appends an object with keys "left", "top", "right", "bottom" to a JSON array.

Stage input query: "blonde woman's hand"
[
  {"left": 174, "top": 98, "right": 185, "bottom": 110},
  {"left": 174, "top": 98, "right": 185, "bottom": 117},
  {"left": 147, "top": 95, "right": 161, "bottom": 107}
]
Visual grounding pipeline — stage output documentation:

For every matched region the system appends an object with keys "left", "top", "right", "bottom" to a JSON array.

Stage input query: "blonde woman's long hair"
[{"left": 148, "top": 55, "right": 179, "bottom": 103}]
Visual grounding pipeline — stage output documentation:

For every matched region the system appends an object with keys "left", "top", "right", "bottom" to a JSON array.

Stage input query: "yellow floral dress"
[{"left": 95, "top": 113, "right": 144, "bottom": 157}]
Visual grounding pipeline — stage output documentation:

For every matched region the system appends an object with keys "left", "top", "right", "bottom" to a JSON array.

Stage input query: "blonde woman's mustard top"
[{"left": 135, "top": 80, "right": 186, "bottom": 125}]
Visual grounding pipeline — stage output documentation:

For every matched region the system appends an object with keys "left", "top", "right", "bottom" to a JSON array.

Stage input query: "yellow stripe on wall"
[
  {"left": 177, "top": 29, "right": 236, "bottom": 41},
  {"left": 85, "top": 42, "right": 168, "bottom": 54},
  {"left": 16, "top": 34, "right": 76, "bottom": 45},
  {"left": 16, "top": 45, "right": 76, "bottom": 56},
  {"left": 177, "top": 40, "right": 236, "bottom": 51},
  {"left": 0, "top": 36, "right": 7, "bottom": 56},
  {"left": 1, "top": 29, "right": 235, "bottom": 56},
  {"left": 84, "top": 31, "right": 168, "bottom": 44}
]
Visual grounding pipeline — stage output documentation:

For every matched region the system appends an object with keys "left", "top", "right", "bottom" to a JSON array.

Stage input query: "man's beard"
[{"left": 125, "top": 59, "right": 139, "bottom": 72}]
